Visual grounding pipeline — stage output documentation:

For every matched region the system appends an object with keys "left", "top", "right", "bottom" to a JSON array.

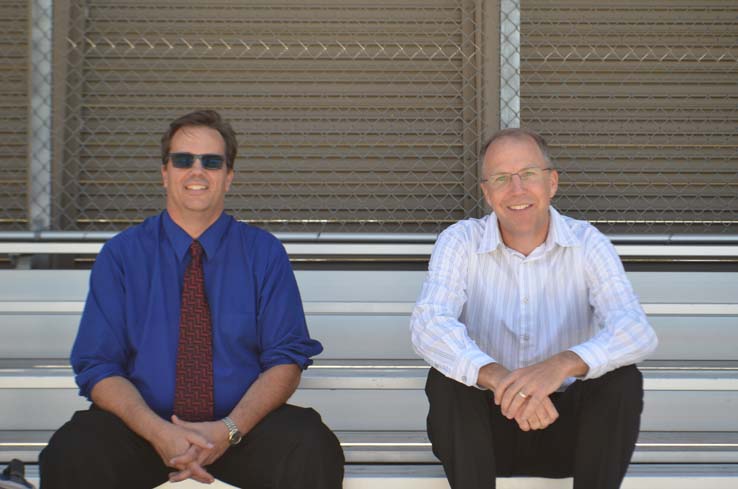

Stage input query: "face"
[
  {"left": 161, "top": 125, "right": 234, "bottom": 226},
  {"left": 480, "top": 136, "right": 558, "bottom": 253}
]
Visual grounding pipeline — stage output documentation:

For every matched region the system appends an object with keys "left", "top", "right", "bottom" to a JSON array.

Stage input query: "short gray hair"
[{"left": 479, "top": 128, "right": 552, "bottom": 170}]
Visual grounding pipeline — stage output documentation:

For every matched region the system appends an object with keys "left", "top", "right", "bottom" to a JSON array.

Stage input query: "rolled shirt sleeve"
[
  {"left": 257, "top": 240, "right": 323, "bottom": 371},
  {"left": 71, "top": 243, "right": 129, "bottom": 400}
]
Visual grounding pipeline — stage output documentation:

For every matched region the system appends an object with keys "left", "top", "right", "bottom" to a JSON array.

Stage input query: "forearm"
[
  {"left": 90, "top": 375, "right": 168, "bottom": 445},
  {"left": 227, "top": 363, "right": 301, "bottom": 435}
]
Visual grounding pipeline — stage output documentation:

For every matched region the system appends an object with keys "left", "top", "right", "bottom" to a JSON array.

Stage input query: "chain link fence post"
[
  {"left": 27, "top": 0, "right": 54, "bottom": 232},
  {"left": 499, "top": 0, "right": 520, "bottom": 129}
]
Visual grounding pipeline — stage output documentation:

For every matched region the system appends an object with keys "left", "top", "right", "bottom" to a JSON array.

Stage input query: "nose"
[
  {"left": 189, "top": 158, "right": 206, "bottom": 173},
  {"left": 508, "top": 173, "right": 525, "bottom": 192}
]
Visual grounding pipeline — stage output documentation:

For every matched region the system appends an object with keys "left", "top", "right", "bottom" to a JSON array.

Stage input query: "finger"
[
  {"left": 502, "top": 384, "right": 528, "bottom": 418},
  {"left": 170, "top": 444, "right": 200, "bottom": 467},
  {"left": 543, "top": 398, "right": 559, "bottom": 422},
  {"left": 196, "top": 446, "right": 212, "bottom": 466},
  {"left": 537, "top": 406, "right": 550, "bottom": 425},
  {"left": 527, "top": 414, "right": 541, "bottom": 431},
  {"left": 168, "top": 468, "right": 191, "bottom": 483},
  {"left": 517, "top": 417, "right": 531, "bottom": 432},
  {"left": 537, "top": 415, "right": 553, "bottom": 430},
  {"left": 518, "top": 395, "right": 541, "bottom": 422},
  {"left": 185, "top": 431, "right": 214, "bottom": 451},
  {"left": 533, "top": 399, "right": 557, "bottom": 430},
  {"left": 169, "top": 466, "right": 213, "bottom": 485},
  {"left": 187, "top": 461, "right": 215, "bottom": 484},
  {"left": 171, "top": 414, "right": 190, "bottom": 427}
]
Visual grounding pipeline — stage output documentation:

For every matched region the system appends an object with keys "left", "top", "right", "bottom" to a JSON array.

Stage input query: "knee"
[
  {"left": 584, "top": 364, "right": 644, "bottom": 411},
  {"left": 604, "top": 364, "right": 643, "bottom": 397},
  {"left": 40, "top": 416, "right": 96, "bottom": 481},
  {"left": 295, "top": 408, "right": 345, "bottom": 465},
  {"left": 426, "top": 368, "right": 489, "bottom": 408}
]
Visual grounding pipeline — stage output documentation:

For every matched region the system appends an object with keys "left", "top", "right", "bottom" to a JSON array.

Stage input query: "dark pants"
[
  {"left": 426, "top": 364, "right": 643, "bottom": 489},
  {"left": 39, "top": 404, "right": 344, "bottom": 489}
]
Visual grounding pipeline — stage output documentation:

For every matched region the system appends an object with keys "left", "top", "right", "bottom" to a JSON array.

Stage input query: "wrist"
[
  {"left": 221, "top": 416, "right": 242, "bottom": 445},
  {"left": 478, "top": 362, "right": 507, "bottom": 391},
  {"left": 556, "top": 351, "right": 588, "bottom": 378},
  {"left": 146, "top": 416, "right": 174, "bottom": 446}
]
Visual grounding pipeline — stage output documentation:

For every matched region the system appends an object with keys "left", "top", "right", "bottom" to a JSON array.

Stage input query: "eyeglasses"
[
  {"left": 481, "top": 167, "right": 553, "bottom": 190},
  {"left": 168, "top": 152, "right": 226, "bottom": 170}
]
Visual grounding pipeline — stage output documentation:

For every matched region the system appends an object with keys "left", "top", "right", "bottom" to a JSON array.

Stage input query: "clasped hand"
[
  {"left": 152, "top": 415, "right": 230, "bottom": 484},
  {"left": 484, "top": 358, "right": 570, "bottom": 432}
]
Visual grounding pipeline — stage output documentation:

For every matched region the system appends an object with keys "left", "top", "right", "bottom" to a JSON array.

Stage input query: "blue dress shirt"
[{"left": 71, "top": 211, "right": 322, "bottom": 420}]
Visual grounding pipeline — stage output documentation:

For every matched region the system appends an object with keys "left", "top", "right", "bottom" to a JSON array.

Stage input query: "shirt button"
[
  {"left": 523, "top": 334, "right": 530, "bottom": 341},
  {"left": 462, "top": 375, "right": 467, "bottom": 382},
  {"left": 522, "top": 297, "right": 529, "bottom": 304}
]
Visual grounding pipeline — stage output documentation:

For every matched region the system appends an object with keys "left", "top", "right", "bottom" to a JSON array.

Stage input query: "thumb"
[{"left": 171, "top": 414, "right": 190, "bottom": 427}]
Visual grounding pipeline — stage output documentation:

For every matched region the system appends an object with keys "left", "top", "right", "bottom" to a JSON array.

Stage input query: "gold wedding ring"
[{"left": 517, "top": 391, "right": 528, "bottom": 399}]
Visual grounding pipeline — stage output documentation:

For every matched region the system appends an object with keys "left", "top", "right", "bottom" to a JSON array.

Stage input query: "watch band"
[{"left": 222, "top": 416, "right": 242, "bottom": 445}]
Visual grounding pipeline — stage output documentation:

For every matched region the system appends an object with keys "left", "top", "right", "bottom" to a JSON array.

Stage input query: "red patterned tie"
[{"left": 174, "top": 240, "right": 214, "bottom": 422}]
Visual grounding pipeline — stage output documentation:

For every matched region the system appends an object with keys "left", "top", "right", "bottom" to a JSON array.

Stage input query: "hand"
[
  {"left": 167, "top": 415, "right": 230, "bottom": 483},
  {"left": 513, "top": 396, "right": 559, "bottom": 431},
  {"left": 149, "top": 420, "right": 215, "bottom": 484},
  {"left": 479, "top": 362, "right": 558, "bottom": 431},
  {"left": 495, "top": 352, "right": 587, "bottom": 424}
]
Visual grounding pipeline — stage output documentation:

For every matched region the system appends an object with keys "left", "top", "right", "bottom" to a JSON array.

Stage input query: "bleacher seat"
[{"left": 1, "top": 251, "right": 738, "bottom": 488}]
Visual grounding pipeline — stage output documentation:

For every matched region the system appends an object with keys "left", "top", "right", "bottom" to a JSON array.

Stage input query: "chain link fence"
[
  {"left": 1, "top": 0, "right": 736, "bottom": 236},
  {"left": 515, "top": 1, "right": 738, "bottom": 235}
]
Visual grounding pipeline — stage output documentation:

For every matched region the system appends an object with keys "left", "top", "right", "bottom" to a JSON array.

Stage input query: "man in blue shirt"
[{"left": 40, "top": 110, "right": 344, "bottom": 488}]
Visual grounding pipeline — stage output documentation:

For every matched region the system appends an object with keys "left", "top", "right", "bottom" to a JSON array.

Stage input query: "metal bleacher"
[{"left": 1, "top": 239, "right": 738, "bottom": 488}]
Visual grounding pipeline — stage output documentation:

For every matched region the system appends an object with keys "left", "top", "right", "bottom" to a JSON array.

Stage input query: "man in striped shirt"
[{"left": 410, "top": 128, "right": 658, "bottom": 489}]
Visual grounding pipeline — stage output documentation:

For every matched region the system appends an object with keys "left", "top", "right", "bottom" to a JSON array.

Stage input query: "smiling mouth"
[
  {"left": 508, "top": 204, "right": 532, "bottom": 210},
  {"left": 185, "top": 184, "right": 208, "bottom": 190}
]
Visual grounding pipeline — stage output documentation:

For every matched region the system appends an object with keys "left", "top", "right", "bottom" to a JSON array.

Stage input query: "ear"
[
  {"left": 480, "top": 182, "right": 494, "bottom": 210},
  {"left": 225, "top": 168, "right": 234, "bottom": 192},
  {"left": 548, "top": 169, "right": 559, "bottom": 199}
]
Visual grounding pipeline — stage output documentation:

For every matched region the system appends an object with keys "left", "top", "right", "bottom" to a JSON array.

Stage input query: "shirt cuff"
[
  {"left": 74, "top": 364, "right": 126, "bottom": 401},
  {"left": 452, "top": 348, "right": 496, "bottom": 387},
  {"left": 259, "top": 337, "right": 323, "bottom": 371},
  {"left": 568, "top": 342, "right": 610, "bottom": 380}
]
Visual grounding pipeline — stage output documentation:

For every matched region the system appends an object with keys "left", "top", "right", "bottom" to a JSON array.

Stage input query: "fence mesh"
[
  {"left": 1, "top": 0, "right": 737, "bottom": 235},
  {"left": 516, "top": 1, "right": 738, "bottom": 234}
]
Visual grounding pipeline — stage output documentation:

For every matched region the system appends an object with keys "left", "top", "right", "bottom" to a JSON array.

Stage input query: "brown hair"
[{"left": 161, "top": 110, "right": 237, "bottom": 170}]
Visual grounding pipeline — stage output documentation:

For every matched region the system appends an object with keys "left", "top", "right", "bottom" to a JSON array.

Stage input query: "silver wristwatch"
[{"left": 222, "top": 416, "right": 242, "bottom": 445}]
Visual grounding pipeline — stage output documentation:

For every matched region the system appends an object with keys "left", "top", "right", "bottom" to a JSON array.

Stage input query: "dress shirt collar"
[
  {"left": 476, "top": 206, "right": 580, "bottom": 255},
  {"left": 162, "top": 210, "right": 231, "bottom": 262}
]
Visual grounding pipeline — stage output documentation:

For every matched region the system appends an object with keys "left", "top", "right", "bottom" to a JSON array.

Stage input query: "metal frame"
[
  {"left": 27, "top": 0, "right": 54, "bottom": 231},
  {"left": 499, "top": 0, "right": 520, "bottom": 128},
  {"left": 1, "top": 241, "right": 738, "bottom": 265}
]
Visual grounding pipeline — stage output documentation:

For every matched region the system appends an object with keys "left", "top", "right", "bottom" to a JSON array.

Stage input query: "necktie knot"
[{"left": 190, "top": 240, "right": 203, "bottom": 260}]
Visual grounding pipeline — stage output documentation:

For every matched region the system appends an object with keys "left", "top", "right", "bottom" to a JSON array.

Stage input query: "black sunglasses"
[{"left": 168, "top": 152, "right": 226, "bottom": 170}]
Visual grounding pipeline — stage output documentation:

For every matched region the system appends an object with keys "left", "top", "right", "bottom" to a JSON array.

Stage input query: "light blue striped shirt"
[{"left": 410, "top": 207, "right": 658, "bottom": 388}]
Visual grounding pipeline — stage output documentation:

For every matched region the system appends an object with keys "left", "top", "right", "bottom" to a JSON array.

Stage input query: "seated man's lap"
[
  {"left": 40, "top": 404, "right": 343, "bottom": 488},
  {"left": 495, "top": 365, "right": 643, "bottom": 477},
  {"left": 209, "top": 404, "right": 344, "bottom": 486},
  {"left": 427, "top": 365, "right": 643, "bottom": 478},
  {"left": 40, "top": 406, "right": 170, "bottom": 488}
]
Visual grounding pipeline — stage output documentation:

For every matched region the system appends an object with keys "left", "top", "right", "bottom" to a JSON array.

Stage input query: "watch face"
[{"left": 229, "top": 431, "right": 242, "bottom": 445}]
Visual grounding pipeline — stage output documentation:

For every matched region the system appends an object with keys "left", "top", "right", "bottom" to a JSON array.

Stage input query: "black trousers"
[
  {"left": 39, "top": 404, "right": 344, "bottom": 489},
  {"left": 426, "top": 364, "right": 643, "bottom": 489}
]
